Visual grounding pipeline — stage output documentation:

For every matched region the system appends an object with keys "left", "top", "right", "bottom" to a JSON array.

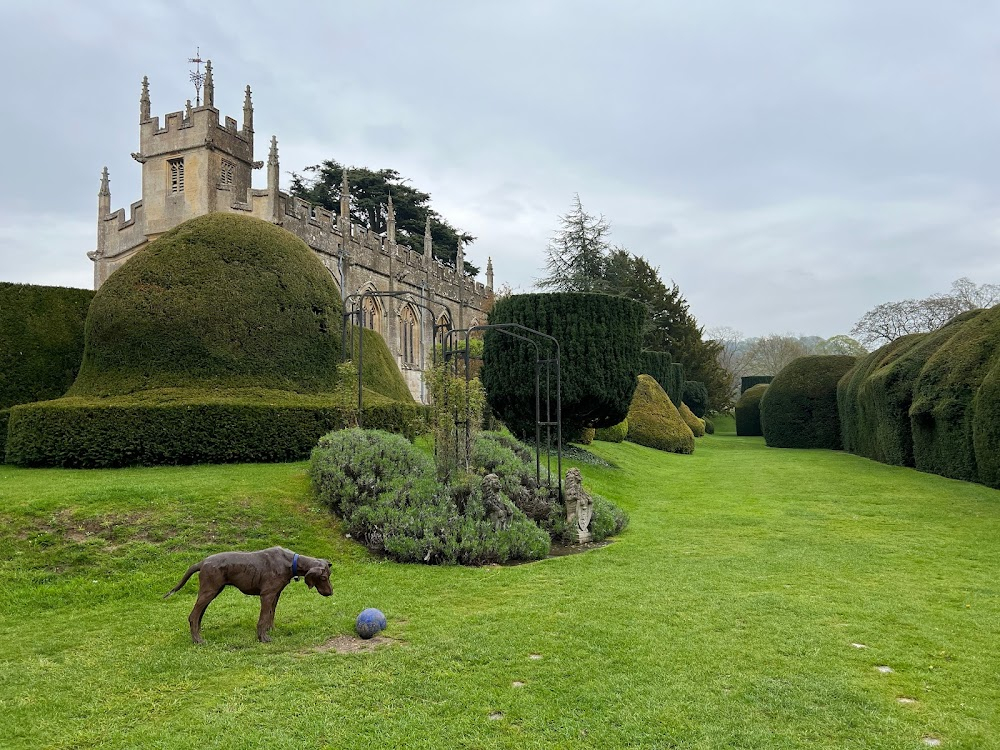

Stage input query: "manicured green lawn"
[{"left": 2, "top": 433, "right": 998, "bottom": 749}]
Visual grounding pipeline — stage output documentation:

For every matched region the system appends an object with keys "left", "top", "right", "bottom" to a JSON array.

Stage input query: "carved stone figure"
[
  {"left": 482, "top": 473, "right": 512, "bottom": 530},
  {"left": 564, "top": 468, "right": 594, "bottom": 543}
]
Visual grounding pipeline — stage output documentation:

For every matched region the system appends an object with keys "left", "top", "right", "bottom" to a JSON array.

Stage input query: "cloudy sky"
[{"left": 1, "top": 0, "right": 998, "bottom": 339}]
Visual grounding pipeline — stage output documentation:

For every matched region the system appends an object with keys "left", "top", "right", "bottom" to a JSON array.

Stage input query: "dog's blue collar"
[{"left": 292, "top": 553, "right": 299, "bottom": 579}]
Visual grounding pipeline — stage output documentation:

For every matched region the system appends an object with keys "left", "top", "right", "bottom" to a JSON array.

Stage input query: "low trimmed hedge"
[
  {"left": 6, "top": 389, "right": 425, "bottom": 468},
  {"left": 735, "top": 384, "right": 768, "bottom": 436},
  {"left": 595, "top": 419, "right": 628, "bottom": 443}
]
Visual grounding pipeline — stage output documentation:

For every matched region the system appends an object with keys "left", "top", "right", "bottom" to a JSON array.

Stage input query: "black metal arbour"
[
  {"left": 342, "top": 290, "right": 453, "bottom": 427},
  {"left": 442, "top": 324, "right": 563, "bottom": 498}
]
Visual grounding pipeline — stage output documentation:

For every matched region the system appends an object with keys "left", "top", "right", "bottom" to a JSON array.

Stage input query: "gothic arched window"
[
  {"left": 361, "top": 296, "right": 382, "bottom": 333},
  {"left": 400, "top": 305, "right": 419, "bottom": 365}
]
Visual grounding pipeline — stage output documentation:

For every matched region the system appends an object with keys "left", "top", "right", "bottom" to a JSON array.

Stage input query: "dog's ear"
[{"left": 304, "top": 566, "right": 325, "bottom": 589}]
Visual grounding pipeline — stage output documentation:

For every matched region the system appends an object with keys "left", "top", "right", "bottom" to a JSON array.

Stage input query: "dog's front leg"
[{"left": 257, "top": 591, "right": 281, "bottom": 643}]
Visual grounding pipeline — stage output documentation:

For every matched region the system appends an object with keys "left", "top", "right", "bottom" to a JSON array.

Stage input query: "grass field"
[{"left": 2, "top": 426, "right": 999, "bottom": 749}]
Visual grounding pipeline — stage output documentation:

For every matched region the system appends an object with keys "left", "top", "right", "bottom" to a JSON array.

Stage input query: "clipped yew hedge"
[
  {"left": 760, "top": 355, "right": 857, "bottom": 449},
  {"left": 626, "top": 374, "right": 694, "bottom": 454},
  {"left": 837, "top": 311, "right": 981, "bottom": 467},
  {"left": 735, "top": 384, "right": 768, "bottom": 436},
  {"left": 741, "top": 375, "right": 773, "bottom": 394},
  {"left": 682, "top": 381, "right": 709, "bottom": 418},
  {"left": 0, "top": 282, "right": 93, "bottom": 409},
  {"left": 640, "top": 350, "right": 683, "bottom": 407},
  {"left": 6, "top": 389, "right": 423, "bottom": 468},
  {"left": 6, "top": 213, "right": 422, "bottom": 468},
  {"left": 347, "top": 325, "right": 414, "bottom": 403},
  {"left": 482, "top": 293, "right": 644, "bottom": 439},
  {"left": 595, "top": 419, "right": 628, "bottom": 443},
  {"left": 910, "top": 305, "right": 1000, "bottom": 483}
]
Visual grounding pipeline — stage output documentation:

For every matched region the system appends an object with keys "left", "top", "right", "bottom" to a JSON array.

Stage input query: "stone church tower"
[{"left": 89, "top": 62, "right": 494, "bottom": 402}]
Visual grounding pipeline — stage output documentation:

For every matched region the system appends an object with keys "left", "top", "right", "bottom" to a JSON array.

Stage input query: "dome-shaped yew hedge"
[
  {"left": 70, "top": 213, "right": 344, "bottom": 397},
  {"left": 760, "top": 355, "right": 857, "bottom": 449}
]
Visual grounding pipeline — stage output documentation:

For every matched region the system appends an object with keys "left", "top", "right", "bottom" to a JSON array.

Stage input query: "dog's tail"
[{"left": 163, "top": 562, "right": 202, "bottom": 599}]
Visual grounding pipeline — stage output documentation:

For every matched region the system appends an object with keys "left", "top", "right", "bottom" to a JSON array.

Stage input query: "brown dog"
[{"left": 164, "top": 546, "right": 333, "bottom": 643}]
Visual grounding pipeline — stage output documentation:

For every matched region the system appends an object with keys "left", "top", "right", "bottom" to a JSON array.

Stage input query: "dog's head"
[{"left": 305, "top": 560, "right": 333, "bottom": 597}]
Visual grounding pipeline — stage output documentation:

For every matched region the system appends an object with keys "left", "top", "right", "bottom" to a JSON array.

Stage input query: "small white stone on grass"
[
  {"left": 876, "top": 665, "right": 893, "bottom": 674},
  {"left": 488, "top": 712, "right": 503, "bottom": 721},
  {"left": 922, "top": 737, "right": 942, "bottom": 746},
  {"left": 529, "top": 654, "right": 542, "bottom": 660},
  {"left": 851, "top": 643, "right": 867, "bottom": 649},
  {"left": 512, "top": 681, "right": 525, "bottom": 688},
  {"left": 897, "top": 697, "right": 917, "bottom": 705}
]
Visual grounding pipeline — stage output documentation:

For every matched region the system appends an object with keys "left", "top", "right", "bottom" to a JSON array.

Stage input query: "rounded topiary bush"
[
  {"left": 760, "top": 355, "right": 857, "bottom": 449},
  {"left": 735, "top": 383, "right": 768, "bottom": 436},
  {"left": 626, "top": 374, "right": 694, "bottom": 454},
  {"left": 72, "top": 213, "right": 344, "bottom": 396},
  {"left": 678, "top": 402, "right": 705, "bottom": 437},
  {"left": 482, "top": 293, "right": 645, "bottom": 440},
  {"left": 595, "top": 418, "right": 628, "bottom": 443},
  {"left": 703, "top": 416, "right": 715, "bottom": 435}
]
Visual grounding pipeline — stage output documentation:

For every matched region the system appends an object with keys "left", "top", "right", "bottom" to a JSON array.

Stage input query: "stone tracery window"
[
  {"left": 436, "top": 313, "right": 452, "bottom": 347},
  {"left": 400, "top": 305, "right": 419, "bottom": 365},
  {"left": 361, "top": 296, "right": 382, "bottom": 333},
  {"left": 169, "top": 158, "right": 184, "bottom": 193}
]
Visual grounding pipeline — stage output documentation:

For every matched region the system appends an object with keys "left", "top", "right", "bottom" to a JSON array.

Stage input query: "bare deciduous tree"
[{"left": 852, "top": 278, "right": 1000, "bottom": 346}]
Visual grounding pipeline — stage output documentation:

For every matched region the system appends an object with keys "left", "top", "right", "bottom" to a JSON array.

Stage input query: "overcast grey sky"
[{"left": 1, "top": 0, "right": 997, "bottom": 339}]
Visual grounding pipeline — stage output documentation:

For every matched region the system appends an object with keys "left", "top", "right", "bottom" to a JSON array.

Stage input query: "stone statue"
[
  {"left": 482, "top": 473, "right": 512, "bottom": 530},
  {"left": 563, "top": 468, "right": 594, "bottom": 543}
]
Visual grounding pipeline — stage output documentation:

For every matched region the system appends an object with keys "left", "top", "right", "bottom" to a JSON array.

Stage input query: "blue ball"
[{"left": 355, "top": 608, "right": 387, "bottom": 639}]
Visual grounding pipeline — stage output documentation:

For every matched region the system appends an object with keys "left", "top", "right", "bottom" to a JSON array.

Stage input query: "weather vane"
[{"left": 188, "top": 47, "right": 205, "bottom": 106}]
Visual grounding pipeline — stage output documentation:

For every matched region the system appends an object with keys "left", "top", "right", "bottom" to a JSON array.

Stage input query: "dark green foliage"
[
  {"left": 309, "top": 429, "right": 550, "bottom": 564},
  {"left": 760, "top": 356, "right": 857, "bottom": 449},
  {"left": 0, "top": 408, "right": 8, "bottom": 463},
  {"left": 595, "top": 419, "right": 628, "bottom": 443},
  {"left": 838, "top": 312, "right": 981, "bottom": 467},
  {"left": 626, "top": 374, "right": 695, "bottom": 454},
  {"left": 639, "top": 350, "right": 683, "bottom": 406},
  {"left": 0, "top": 282, "right": 93, "bottom": 409},
  {"left": 973, "top": 354, "right": 1000, "bottom": 488},
  {"left": 346, "top": 325, "right": 414, "bottom": 402},
  {"left": 683, "top": 381, "right": 709, "bottom": 417},
  {"left": 735, "top": 384, "right": 768, "bottom": 436},
  {"left": 703, "top": 417, "right": 715, "bottom": 435},
  {"left": 837, "top": 334, "right": 928, "bottom": 464},
  {"left": 70, "top": 213, "right": 344, "bottom": 397},
  {"left": 741, "top": 375, "right": 773, "bottom": 394},
  {"left": 470, "top": 432, "right": 556, "bottom": 524},
  {"left": 910, "top": 306, "right": 1000, "bottom": 482},
  {"left": 482, "top": 293, "right": 644, "bottom": 439},
  {"left": 290, "top": 159, "right": 477, "bottom": 275},
  {"left": 6, "top": 390, "right": 424, "bottom": 468}
]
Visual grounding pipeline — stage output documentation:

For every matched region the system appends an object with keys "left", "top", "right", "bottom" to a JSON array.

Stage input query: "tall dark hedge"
[
  {"left": 837, "top": 334, "right": 926, "bottom": 463},
  {"left": 910, "top": 305, "right": 1000, "bottom": 483},
  {"left": 760, "top": 355, "right": 857, "bottom": 449},
  {"left": 838, "top": 311, "right": 981, "bottom": 467},
  {"left": 735, "top": 383, "right": 768, "bottom": 436},
  {"left": 683, "top": 380, "right": 709, "bottom": 417},
  {"left": 69, "top": 213, "right": 344, "bottom": 397},
  {"left": 0, "top": 282, "right": 93, "bottom": 409},
  {"left": 973, "top": 344, "right": 1000, "bottom": 488},
  {"left": 347, "top": 325, "right": 414, "bottom": 402},
  {"left": 639, "top": 350, "right": 684, "bottom": 406},
  {"left": 741, "top": 375, "right": 773, "bottom": 394},
  {"left": 482, "top": 293, "right": 645, "bottom": 439}
]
